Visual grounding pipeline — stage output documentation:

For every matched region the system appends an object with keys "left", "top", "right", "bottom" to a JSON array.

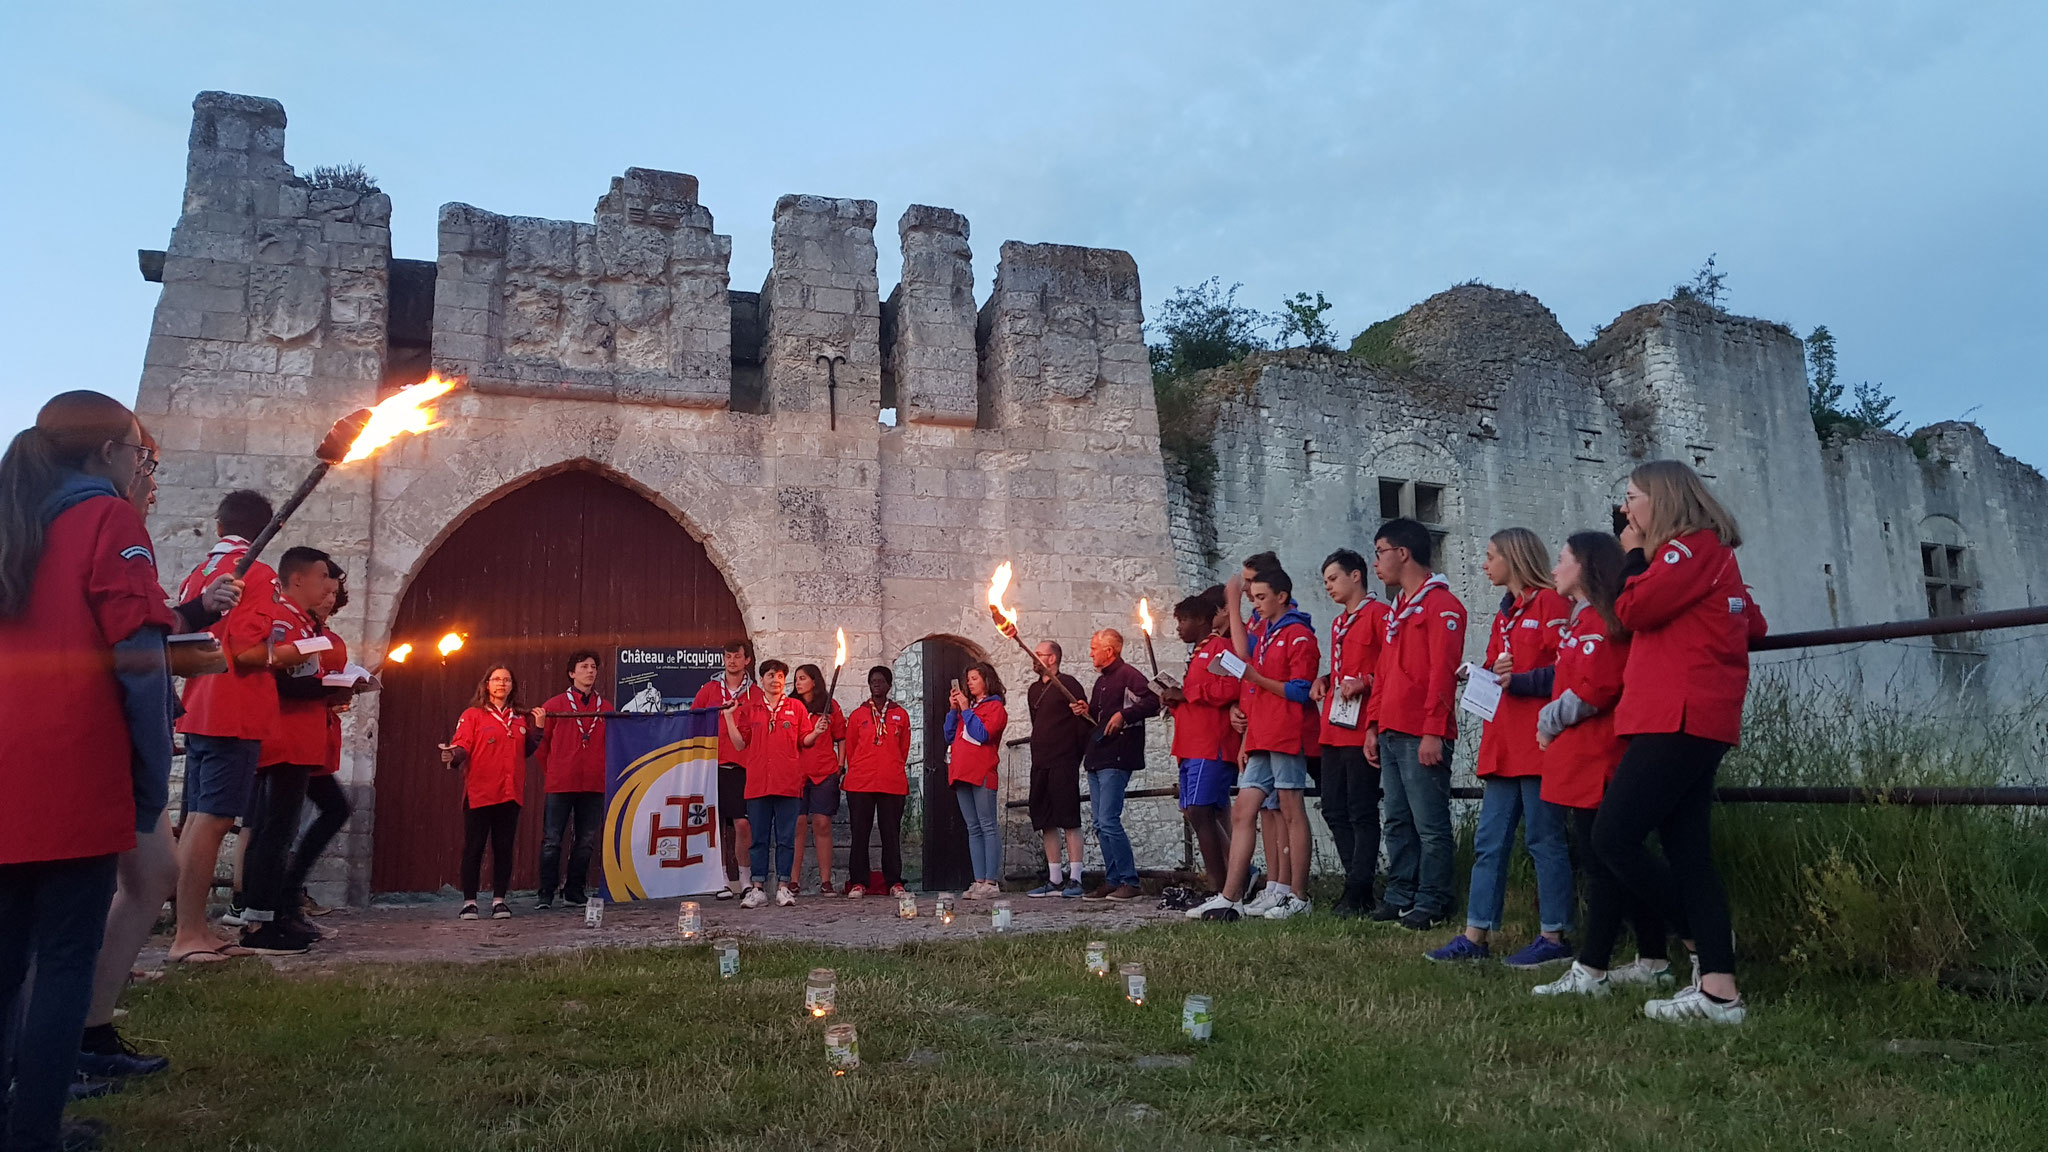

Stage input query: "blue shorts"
[
  {"left": 800, "top": 774, "right": 841, "bottom": 817},
  {"left": 1178, "top": 758, "right": 1235, "bottom": 810},
  {"left": 1240, "top": 750, "right": 1308, "bottom": 797},
  {"left": 182, "top": 734, "right": 262, "bottom": 819}
]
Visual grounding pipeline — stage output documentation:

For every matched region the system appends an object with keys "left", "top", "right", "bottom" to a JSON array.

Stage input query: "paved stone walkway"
[{"left": 141, "top": 891, "right": 1180, "bottom": 972}]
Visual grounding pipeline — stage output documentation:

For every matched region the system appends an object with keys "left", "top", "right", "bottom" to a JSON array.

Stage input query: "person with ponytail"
[
  {"left": 0, "top": 391, "right": 182, "bottom": 1149},
  {"left": 1600, "top": 461, "right": 1768, "bottom": 1024},
  {"left": 790, "top": 662, "right": 845, "bottom": 895}
]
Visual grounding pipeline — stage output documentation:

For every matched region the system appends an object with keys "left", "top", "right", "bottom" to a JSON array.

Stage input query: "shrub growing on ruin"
[
  {"left": 1276, "top": 291, "right": 1338, "bottom": 351},
  {"left": 308, "top": 163, "right": 380, "bottom": 194}
]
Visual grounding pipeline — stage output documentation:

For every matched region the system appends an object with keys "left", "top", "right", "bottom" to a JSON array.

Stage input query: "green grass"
[{"left": 87, "top": 919, "right": 2048, "bottom": 1151}]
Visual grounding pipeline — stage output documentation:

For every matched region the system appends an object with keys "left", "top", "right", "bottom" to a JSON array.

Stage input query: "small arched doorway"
[
  {"left": 371, "top": 466, "right": 747, "bottom": 895},
  {"left": 893, "top": 634, "right": 984, "bottom": 893}
]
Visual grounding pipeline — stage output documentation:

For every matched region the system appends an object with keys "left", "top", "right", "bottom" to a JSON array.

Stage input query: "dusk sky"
[{"left": 3, "top": 1, "right": 2041, "bottom": 467}]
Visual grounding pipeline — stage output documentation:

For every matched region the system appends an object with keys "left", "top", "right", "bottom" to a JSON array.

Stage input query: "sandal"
[
  {"left": 170, "top": 946, "right": 248, "bottom": 964},
  {"left": 491, "top": 900, "right": 512, "bottom": 920},
  {"left": 459, "top": 901, "right": 480, "bottom": 920}
]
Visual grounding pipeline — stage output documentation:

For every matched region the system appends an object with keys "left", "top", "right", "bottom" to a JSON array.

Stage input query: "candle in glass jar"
[
  {"left": 897, "top": 891, "right": 917, "bottom": 919},
  {"left": 824, "top": 1023, "right": 859, "bottom": 1075},
  {"left": 1182, "top": 993, "right": 1214, "bottom": 1040},
  {"left": 584, "top": 896, "right": 604, "bottom": 928},
  {"left": 677, "top": 900, "right": 701, "bottom": 941},
  {"left": 1086, "top": 941, "right": 1108, "bottom": 976},
  {"left": 991, "top": 900, "right": 1013, "bottom": 931},
  {"left": 1120, "top": 962, "right": 1147, "bottom": 1005},
  {"left": 714, "top": 937, "right": 739, "bottom": 979},
  {"left": 935, "top": 893, "right": 955, "bottom": 924},
  {"left": 805, "top": 967, "right": 837, "bottom": 1017}
]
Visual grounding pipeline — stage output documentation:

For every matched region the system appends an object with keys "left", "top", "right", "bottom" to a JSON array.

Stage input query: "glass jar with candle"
[
  {"left": 1120, "top": 962, "right": 1147, "bottom": 1005},
  {"left": 934, "top": 893, "right": 955, "bottom": 924},
  {"left": 896, "top": 891, "right": 917, "bottom": 919},
  {"left": 1182, "top": 993, "right": 1214, "bottom": 1040},
  {"left": 1086, "top": 941, "right": 1109, "bottom": 977},
  {"left": 584, "top": 896, "right": 604, "bottom": 928},
  {"left": 805, "top": 967, "right": 837, "bottom": 1017},
  {"left": 677, "top": 900, "right": 702, "bottom": 941},
  {"left": 991, "top": 900, "right": 1013, "bottom": 931},
  {"left": 714, "top": 937, "right": 739, "bottom": 979},
  {"left": 824, "top": 1023, "right": 859, "bottom": 1075}
]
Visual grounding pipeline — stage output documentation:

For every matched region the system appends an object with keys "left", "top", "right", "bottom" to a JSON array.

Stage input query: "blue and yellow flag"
[{"left": 602, "top": 709, "right": 724, "bottom": 901}]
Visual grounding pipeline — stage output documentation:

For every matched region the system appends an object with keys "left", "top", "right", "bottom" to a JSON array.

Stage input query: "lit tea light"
[
  {"left": 1182, "top": 993, "right": 1214, "bottom": 1040},
  {"left": 806, "top": 967, "right": 838, "bottom": 1018},
  {"left": 1086, "top": 940, "right": 1109, "bottom": 977},
  {"left": 897, "top": 891, "right": 917, "bottom": 919},
  {"left": 991, "top": 900, "right": 1013, "bottom": 932},
  {"left": 583, "top": 896, "right": 604, "bottom": 928},
  {"left": 715, "top": 937, "right": 739, "bottom": 979},
  {"left": 934, "top": 893, "right": 955, "bottom": 925},
  {"left": 824, "top": 1022, "right": 859, "bottom": 1076},
  {"left": 677, "top": 900, "right": 701, "bottom": 941},
  {"left": 1120, "top": 962, "right": 1147, "bottom": 1006}
]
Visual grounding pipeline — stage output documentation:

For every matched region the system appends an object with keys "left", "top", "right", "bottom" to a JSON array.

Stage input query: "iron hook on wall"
[{"left": 816, "top": 354, "right": 848, "bottom": 430}]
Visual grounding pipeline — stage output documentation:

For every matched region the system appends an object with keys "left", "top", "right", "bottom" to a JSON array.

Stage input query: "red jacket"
[
  {"left": 843, "top": 698, "right": 912, "bottom": 794},
  {"left": 1239, "top": 611, "right": 1319, "bottom": 756},
  {"left": 1476, "top": 587, "right": 1571, "bottom": 778},
  {"left": 450, "top": 705, "right": 530, "bottom": 809},
  {"left": 799, "top": 700, "right": 846, "bottom": 783},
  {"left": 1539, "top": 606, "right": 1630, "bottom": 809},
  {"left": 691, "top": 675, "right": 763, "bottom": 768},
  {"left": 1366, "top": 575, "right": 1468, "bottom": 740},
  {"left": 743, "top": 694, "right": 809, "bottom": 799},
  {"left": 1615, "top": 530, "right": 1767, "bottom": 745},
  {"left": 259, "top": 590, "right": 331, "bottom": 769},
  {"left": 175, "top": 538, "right": 279, "bottom": 741},
  {"left": 945, "top": 696, "right": 1007, "bottom": 788},
  {"left": 536, "top": 689, "right": 608, "bottom": 794},
  {"left": 1319, "top": 599, "right": 1388, "bottom": 748},
  {"left": 318, "top": 632, "right": 347, "bottom": 777},
  {"left": 0, "top": 494, "right": 179, "bottom": 864},
  {"left": 1170, "top": 635, "right": 1241, "bottom": 762}
]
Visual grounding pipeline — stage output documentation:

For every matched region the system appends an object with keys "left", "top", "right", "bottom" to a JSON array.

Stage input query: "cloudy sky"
[{"left": 3, "top": 1, "right": 2041, "bottom": 467}]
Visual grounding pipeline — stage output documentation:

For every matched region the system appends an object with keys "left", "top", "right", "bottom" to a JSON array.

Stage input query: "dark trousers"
[
  {"left": 846, "top": 791, "right": 906, "bottom": 891},
  {"left": 243, "top": 764, "right": 312, "bottom": 922},
  {"left": 1319, "top": 743, "right": 1380, "bottom": 894},
  {"left": 1593, "top": 732, "right": 1734, "bottom": 974},
  {"left": 1570, "top": 805, "right": 1672, "bottom": 970},
  {"left": 538, "top": 792, "right": 603, "bottom": 901},
  {"left": 0, "top": 854, "right": 119, "bottom": 1152},
  {"left": 461, "top": 801, "right": 521, "bottom": 901},
  {"left": 281, "top": 774, "right": 353, "bottom": 899}
]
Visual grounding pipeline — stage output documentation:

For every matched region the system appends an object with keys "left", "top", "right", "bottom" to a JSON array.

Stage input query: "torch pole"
[
  {"left": 234, "top": 461, "right": 331, "bottom": 578},
  {"left": 827, "top": 663, "right": 843, "bottom": 700},
  {"left": 1140, "top": 631, "right": 1160, "bottom": 679},
  {"left": 992, "top": 609, "right": 1088, "bottom": 715}
]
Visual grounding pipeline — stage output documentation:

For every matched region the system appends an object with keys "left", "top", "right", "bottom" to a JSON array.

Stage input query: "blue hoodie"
[{"left": 1251, "top": 606, "right": 1317, "bottom": 705}]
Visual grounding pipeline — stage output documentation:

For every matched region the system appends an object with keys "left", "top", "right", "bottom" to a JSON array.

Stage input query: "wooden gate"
[
  {"left": 370, "top": 466, "right": 746, "bottom": 895},
  {"left": 918, "top": 637, "right": 979, "bottom": 892}
]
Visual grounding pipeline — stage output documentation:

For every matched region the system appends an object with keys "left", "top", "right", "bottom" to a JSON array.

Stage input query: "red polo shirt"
[
  {"left": 536, "top": 689, "right": 608, "bottom": 794},
  {"left": 843, "top": 698, "right": 912, "bottom": 794},
  {"left": 1476, "top": 587, "right": 1571, "bottom": 778},
  {"left": 175, "top": 537, "right": 279, "bottom": 741},
  {"left": 744, "top": 694, "right": 809, "bottom": 799},
  {"left": 692, "top": 675, "right": 762, "bottom": 767},
  {"left": 1366, "top": 575, "right": 1468, "bottom": 741}
]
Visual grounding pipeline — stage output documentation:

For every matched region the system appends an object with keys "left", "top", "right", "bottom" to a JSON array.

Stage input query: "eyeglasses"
[{"left": 119, "top": 442, "right": 159, "bottom": 476}]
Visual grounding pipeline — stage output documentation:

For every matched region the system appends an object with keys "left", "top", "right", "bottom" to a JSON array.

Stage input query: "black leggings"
[
  {"left": 282, "top": 774, "right": 354, "bottom": 898},
  {"left": 461, "top": 801, "right": 521, "bottom": 901},
  {"left": 243, "top": 764, "right": 311, "bottom": 921},
  {"left": 1593, "top": 732, "right": 1734, "bottom": 975},
  {"left": 1571, "top": 805, "right": 1672, "bottom": 970},
  {"left": 846, "top": 791, "right": 906, "bottom": 891}
]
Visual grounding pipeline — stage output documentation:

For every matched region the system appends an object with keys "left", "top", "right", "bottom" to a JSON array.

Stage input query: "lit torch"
[
  {"left": 233, "top": 375, "right": 459, "bottom": 578},
  {"left": 1136, "top": 598, "right": 1160, "bottom": 678},
  {"left": 437, "top": 632, "right": 465, "bottom": 659},
  {"left": 827, "top": 627, "right": 847, "bottom": 698},
  {"left": 986, "top": 562, "right": 1085, "bottom": 713},
  {"left": 386, "top": 642, "right": 414, "bottom": 665}
]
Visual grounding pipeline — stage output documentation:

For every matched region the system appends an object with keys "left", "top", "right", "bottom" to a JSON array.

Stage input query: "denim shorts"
[
  {"left": 182, "top": 734, "right": 262, "bottom": 819},
  {"left": 1240, "top": 750, "right": 1308, "bottom": 795}
]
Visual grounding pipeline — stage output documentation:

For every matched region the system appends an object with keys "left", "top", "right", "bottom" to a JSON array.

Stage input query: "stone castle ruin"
[{"left": 134, "top": 92, "right": 2046, "bottom": 903}]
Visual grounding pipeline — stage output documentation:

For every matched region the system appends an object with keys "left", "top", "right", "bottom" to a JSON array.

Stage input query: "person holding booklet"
[{"left": 1310, "top": 549, "right": 1387, "bottom": 917}]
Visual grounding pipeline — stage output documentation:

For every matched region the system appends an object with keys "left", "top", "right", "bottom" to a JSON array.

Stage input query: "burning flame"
[
  {"left": 386, "top": 642, "right": 413, "bottom": 664},
  {"left": 1137, "top": 598, "right": 1153, "bottom": 636},
  {"left": 987, "top": 561, "right": 1018, "bottom": 632},
  {"left": 436, "top": 632, "right": 465, "bottom": 658},
  {"left": 833, "top": 627, "right": 847, "bottom": 670},
  {"left": 342, "top": 375, "right": 458, "bottom": 464}
]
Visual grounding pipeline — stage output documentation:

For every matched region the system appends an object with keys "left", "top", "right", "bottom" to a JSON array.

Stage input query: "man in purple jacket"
[{"left": 1071, "top": 629, "right": 1161, "bottom": 900}]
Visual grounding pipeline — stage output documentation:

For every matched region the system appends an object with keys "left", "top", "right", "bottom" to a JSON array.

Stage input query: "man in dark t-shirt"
[{"left": 1026, "top": 641, "right": 1091, "bottom": 897}]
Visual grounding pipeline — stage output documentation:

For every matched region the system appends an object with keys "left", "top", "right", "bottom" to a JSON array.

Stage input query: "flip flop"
[{"left": 171, "top": 945, "right": 253, "bottom": 964}]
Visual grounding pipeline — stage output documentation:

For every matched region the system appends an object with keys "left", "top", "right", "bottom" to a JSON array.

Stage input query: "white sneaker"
[
  {"left": 774, "top": 884, "right": 797, "bottom": 907},
  {"left": 739, "top": 885, "right": 767, "bottom": 909},
  {"left": 1264, "top": 895, "right": 1310, "bottom": 920},
  {"left": 1533, "top": 961, "right": 1612, "bottom": 997},
  {"left": 1187, "top": 892, "right": 1241, "bottom": 920},
  {"left": 1608, "top": 957, "right": 1677, "bottom": 988},
  {"left": 1644, "top": 984, "right": 1747, "bottom": 1025},
  {"left": 1244, "top": 888, "right": 1286, "bottom": 915}
]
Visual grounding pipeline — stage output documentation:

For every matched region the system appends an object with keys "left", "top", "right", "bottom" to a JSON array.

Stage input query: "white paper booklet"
[
  {"left": 1459, "top": 664, "right": 1503, "bottom": 722},
  {"left": 1214, "top": 650, "right": 1247, "bottom": 678},
  {"left": 1327, "top": 690, "right": 1363, "bottom": 730}
]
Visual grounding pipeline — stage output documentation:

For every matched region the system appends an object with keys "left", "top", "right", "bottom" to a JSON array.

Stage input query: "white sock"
[
  {"left": 1270, "top": 882, "right": 1291, "bottom": 897},
  {"left": 739, "top": 869, "right": 753, "bottom": 890},
  {"left": 1048, "top": 863, "right": 1063, "bottom": 884}
]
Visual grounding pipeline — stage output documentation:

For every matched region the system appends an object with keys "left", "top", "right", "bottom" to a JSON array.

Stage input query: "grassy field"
[{"left": 85, "top": 915, "right": 2048, "bottom": 1152}]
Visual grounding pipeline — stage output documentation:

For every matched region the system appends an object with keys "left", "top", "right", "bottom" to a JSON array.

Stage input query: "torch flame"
[
  {"left": 342, "top": 375, "right": 458, "bottom": 464},
  {"left": 436, "top": 632, "right": 465, "bottom": 658},
  {"left": 987, "top": 561, "right": 1019, "bottom": 632},
  {"left": 387, "top": 642, "right": 413, "bottom": 664},
  {"left": 1137, "top": 598, "right": 1153, "bottom": 636},
  {"left": 833, "top": 627, "right": 846, "bottom": 670}
]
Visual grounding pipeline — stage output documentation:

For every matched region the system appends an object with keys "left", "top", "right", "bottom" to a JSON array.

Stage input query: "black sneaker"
[
  {"left": 1397, "top": 908, "right": 1450, "bottom": 931},
  {"left": 78, "top": 1026, "right": 169, "bottom": 1078},
  {"left": 491, "top": 900, "right": 513, "bottom": 920},
  {"left": 1367, "top": 901, "right": 1409, "bottom": 923},
  {"left": 69, "top": 1075, "right": 121, "bottom": 1101},
  {"left": 534, "top": 895, "right": 554, "bottom": 911},
  {"left": 1155, "top": 886, "right": 1209, "bottom": 912},
  {"left": 238, "top": 924, "right": 310, "bottom": 955},
  {"left": 1199, "top": 905, "right": 1243, "bottom": 922},
  {"left": 562, "top": 890, "right": 586, "bottom": 905},
  {"left": 459, "top": 901, "right": 480, "bottom": 920}
]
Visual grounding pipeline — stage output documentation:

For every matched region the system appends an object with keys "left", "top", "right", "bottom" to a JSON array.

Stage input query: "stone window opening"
[
  {"left": 1376, "top": 476, "right": 1451, "bottom": 595},
  {"left": 1921, "top": 540, "right": 1979, "bottom": 656}
]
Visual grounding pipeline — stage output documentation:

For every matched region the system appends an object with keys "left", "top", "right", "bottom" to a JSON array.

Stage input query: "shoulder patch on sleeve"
[
  {"left": 1670, "top": 538, "right": 1694, "bottom": 558},
  {"left": 1663, "top": 549, "right": 1683, "bottom": 565},
  {"left": 119, "top": 545, "right": 154, "bottom": 563},
  {"left": 1442, "top": 615, "right": 1460, "bottom": 632}
]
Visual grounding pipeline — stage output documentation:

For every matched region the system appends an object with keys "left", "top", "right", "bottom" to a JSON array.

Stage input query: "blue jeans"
[
  {"left": 1465, "top": 775, "right": 1574, "bottom": 932},
  {"left": 1087, "top": 768, "right": 1137, "bottom": 889},
  {"left": 1379, "top": 731, "right": 1456, "bottom": 916},
  {"left": 0, "top": 854, "right": 119, "bottom": 1151},
  {"left": 953, "top": 784, "right": 1001, "bottom": 882},
  {"left": 539, "top": 791, "right": 603, "bottom": 901},
  {"left": 745, "top": 796, "right": 801, "bottom": 884}
]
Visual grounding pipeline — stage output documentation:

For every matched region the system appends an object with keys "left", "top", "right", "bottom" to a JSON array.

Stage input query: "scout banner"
[{"left": 601, "top": 709, "right": 725, "bottom": 901}]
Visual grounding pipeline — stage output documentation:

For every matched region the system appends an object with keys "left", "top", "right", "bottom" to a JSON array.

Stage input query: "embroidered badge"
[
  {"left": 1664, "top": 550, "right": 1682, "bottom": 565},
  {"left": 1728, "top": 597, "right": 1746, "bottom": 614},
  {"left": 119, "top": 545, "right": 153, "bottom": 563}
]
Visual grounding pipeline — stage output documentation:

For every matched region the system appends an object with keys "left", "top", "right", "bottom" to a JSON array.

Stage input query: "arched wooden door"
[{"left": 371, "top": 467, "right": 746, "bottom": 895}]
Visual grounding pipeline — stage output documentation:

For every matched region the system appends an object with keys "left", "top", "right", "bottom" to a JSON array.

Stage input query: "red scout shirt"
[
  {"left": 744, "top": 694, "right": 809, "bottom": 799},
  {"left": 843, "top": 698, "right": 912, "bottom": 794},
  {"left": 1239, "top": 611, "right": 1319, "bottom": 756},
  {"left": 1475, "top": 587, "right": 1572, "bottom": 778},
  {"left": 1540, "top": 606, "right": 1631, "bottom": 809},
  {"left": 1319, "top": 599, "right": 1388, "bottom": 748},
  {"left": 1614, "top": 530, "right": 1768, "bottom": 746},
  {"left": 0, "top": 494, "right": 179, "bottom": 864},
  {"left": 317, "top": 631, "right": 348, "bottom": 777},
  {"left": 536, "top": 688, "right": 608, "bottom": 794},
  {"left": 691, "top": 674, "right": 762, "bottom": 768},
  {"left": 259, "top": 587, "right": 331, "bottom": 769},
  {"left": 1170, "top": 634, "right": 1242, "bottom": 763},
  {"left": 946, "top": 696, "right": 1008, "bottom": 789},
  {"left": 175, "top": 536, "right": 280, "bottom": 741},
  {"left": 450, "top": 704, "right": 530, "bottom": 809},
  {"left": 1366, "top": 574, "right": 1468, "bottom": 741},
  {"left": 798, "top": 699, "right": 847, "bottom": 783}
]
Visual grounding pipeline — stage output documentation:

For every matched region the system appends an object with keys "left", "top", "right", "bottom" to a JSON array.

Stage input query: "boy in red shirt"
[
  {"left": 1365, "top": 517, "right": 1468, "bottom": 931},
  {"left": 1161, "top": 589, "right": 1240, "bottom": 895},
  {"left": 531, "top": 650, "right": 608, "bottom": 909},
  {"left": 725, "top": 659, "right": 807, "bottom": 908},
  {"left": 842, "top": 666, "right": 912, "bottom": 897},
  {"left": 690, "top": 640, "right": 761, "bottom": 899},
  {"left": 1311, "top": 548, "right": 1388, "bottom": 918}
]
